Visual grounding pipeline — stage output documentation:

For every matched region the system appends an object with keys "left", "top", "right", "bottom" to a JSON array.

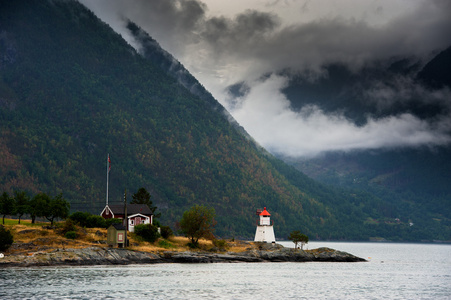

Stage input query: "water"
[{"left": 1, "top": 242, "right": 450, "bottom": 299}]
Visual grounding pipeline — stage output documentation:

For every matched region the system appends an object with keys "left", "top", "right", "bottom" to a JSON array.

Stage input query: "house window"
[
  {"left": 106, "top": 209, "right": 109, "bottom": 215},
  {"left": 130, "top": 219, "right": 134, "bottom": 226}
]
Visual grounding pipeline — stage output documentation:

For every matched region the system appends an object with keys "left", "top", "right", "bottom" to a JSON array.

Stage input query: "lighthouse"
[{"left": 254, "top": 207, "right": 276, "bottom": 243}]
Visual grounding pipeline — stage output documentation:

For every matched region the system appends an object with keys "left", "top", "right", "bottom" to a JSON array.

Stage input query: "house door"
[{"left": 136, "top": 217, "right": 141, "bottom": 224}]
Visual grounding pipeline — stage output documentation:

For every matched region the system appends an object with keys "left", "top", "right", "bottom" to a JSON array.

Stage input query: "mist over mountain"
[{"left": 0, "top": 0, "right": 449, "bottom": 241}]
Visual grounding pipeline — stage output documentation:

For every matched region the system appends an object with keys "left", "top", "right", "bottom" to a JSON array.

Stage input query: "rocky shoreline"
[{"left": 0, "top": 244, "right": 366, "bottom": 267}]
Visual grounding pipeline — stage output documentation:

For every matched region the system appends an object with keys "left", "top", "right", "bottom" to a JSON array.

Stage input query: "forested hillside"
[{"left": 0, "top": 0, "right": 448, "bottom": 241}]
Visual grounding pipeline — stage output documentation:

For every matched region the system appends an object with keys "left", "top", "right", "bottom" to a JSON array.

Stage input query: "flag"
[{"left": 108, "top": 154, "right": 111, "bottom": 171}]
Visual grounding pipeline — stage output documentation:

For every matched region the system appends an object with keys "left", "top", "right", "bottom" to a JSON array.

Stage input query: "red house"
[{"left": 101, "top": 204, "right": 153, "bottom": 232}]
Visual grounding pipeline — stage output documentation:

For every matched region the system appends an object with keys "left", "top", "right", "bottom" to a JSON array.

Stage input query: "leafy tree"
[
  {"left": 288, "top": 230, "right": 309, "bottom": 250},
  {"left": 41, "top": 193, "right": 70, "bottom": 226},
  {"left": 134, "top": 223, "right": 160, "bottom": 243},
  {"left": 0, "top": 192, "right": 15, "bottom": 225},
  {"left": 179, "top": 205, "right": 216, "bottom": 247},
  {"left": 0, "top": 226, "right": 13, "bottom": 251},
  {"left": 131, "top": 187, "right": 160, "bottom": 218},
  {"left": 14, "top": 191, "right": 30, "bottom": 224},
  {"left": 29, "top": 193, "right": 51, "bottom": 224}
]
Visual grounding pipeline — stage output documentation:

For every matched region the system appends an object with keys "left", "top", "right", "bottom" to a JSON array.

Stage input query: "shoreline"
[{"left": 0, "top": 244, "right": 366, "bottom": 268}]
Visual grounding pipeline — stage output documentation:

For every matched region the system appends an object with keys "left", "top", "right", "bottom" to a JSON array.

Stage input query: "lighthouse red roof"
[{"left": 259, "top": 207, "right": 271, "bottom": 216}]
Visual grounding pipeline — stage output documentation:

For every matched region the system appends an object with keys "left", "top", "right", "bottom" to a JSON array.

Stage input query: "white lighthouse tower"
[{"left": 254, "top": 207, "right": 276, "bottom": 243}]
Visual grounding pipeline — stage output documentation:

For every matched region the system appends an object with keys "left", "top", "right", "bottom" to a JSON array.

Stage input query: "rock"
[{"left": 0, "top": 244, "right": 366, "bottom": 267}]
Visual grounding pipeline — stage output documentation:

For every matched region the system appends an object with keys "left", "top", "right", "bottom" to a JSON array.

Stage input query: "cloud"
[
  {"left": 78, "top": 0, "right": 451, "bottom": 157},
  {"left": 226, "top": 75, "right": 451, "bottom": 157}
]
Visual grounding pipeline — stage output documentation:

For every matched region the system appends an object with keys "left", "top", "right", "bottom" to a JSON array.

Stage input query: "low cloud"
[{"left": 225, "top": 75, "right": 451, "bottom": 157}]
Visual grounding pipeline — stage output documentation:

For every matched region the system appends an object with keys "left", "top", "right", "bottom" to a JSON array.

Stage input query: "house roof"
[
  {"left": 108, "top": 204, "right": 153, "bottom": 216},
  {"left": 259, "top": 207, "right": 271, "bottom": 216},
  {"left": 110, "top": 223, "right": 126, "bottom": 230}
]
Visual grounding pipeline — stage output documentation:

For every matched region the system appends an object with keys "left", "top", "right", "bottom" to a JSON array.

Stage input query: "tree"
[
  {"left": 42, "top": 193, "right": 70, "bottom": 226},
  {"left": 179, "top": 205, "right": 216, "bottom": 247},
  {"left": 14, "top": 191, "right": 30, "bottom": 224},
  {"left": 0, "top": 192, "right": 15, "bottom": 225},
  {"left": 131, "top": 187, "right": 160, "bottom": 218},
  {"left": 29, "top": 193, "right": 51, "bottom": 224},
  {"left": 288, "top": 230, "right": 309, "bottom": 250}
]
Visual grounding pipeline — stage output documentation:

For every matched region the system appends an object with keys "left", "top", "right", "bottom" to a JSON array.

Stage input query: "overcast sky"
[{"left": 79, "top": 0, "right": 451, "bottom": 157}]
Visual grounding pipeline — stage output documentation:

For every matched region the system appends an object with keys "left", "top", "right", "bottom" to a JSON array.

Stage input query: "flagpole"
[{"left": 106, "top": 153, "right": 109, "bottom": 206}]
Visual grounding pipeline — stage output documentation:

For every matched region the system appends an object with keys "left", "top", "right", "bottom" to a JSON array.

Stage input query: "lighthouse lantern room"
[{"left": 254, "top": 207, "right": 276, "bottom": 243}]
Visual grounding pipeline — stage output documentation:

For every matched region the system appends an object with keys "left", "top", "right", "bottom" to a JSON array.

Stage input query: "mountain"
[
  {"left": 0, "top": 0, "right": 449, "bottom": 241},
  {"left": 274, "top": 47, "right": 451, "bottom": 241}
]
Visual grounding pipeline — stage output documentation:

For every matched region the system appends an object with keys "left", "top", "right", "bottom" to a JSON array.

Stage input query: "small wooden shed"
[{"left": 107, "top": 223, "right": 126, "bottom": 248}]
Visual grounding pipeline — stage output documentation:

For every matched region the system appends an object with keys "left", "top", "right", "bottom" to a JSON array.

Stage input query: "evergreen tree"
[{"left": 131, "top": 187, "right": 160, "bottom": 218}]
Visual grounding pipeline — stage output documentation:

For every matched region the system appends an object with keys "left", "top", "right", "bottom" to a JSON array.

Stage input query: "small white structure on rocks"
[{"left": 254, "top": 207, "right": 276, "bottom": 243}]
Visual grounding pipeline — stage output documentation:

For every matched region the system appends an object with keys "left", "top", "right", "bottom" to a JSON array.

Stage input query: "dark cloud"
[{"left": 79, "top": 0, "right": 451, "bottom": 157}]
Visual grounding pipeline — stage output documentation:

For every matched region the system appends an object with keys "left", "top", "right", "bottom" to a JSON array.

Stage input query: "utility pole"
[{"left": 124, "top": 189, "right": 128, "bottom": 247}]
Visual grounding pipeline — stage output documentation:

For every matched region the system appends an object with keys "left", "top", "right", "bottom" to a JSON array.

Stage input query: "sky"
[{"left": 79, "top": 0, "right": 451, "bottom": 157}]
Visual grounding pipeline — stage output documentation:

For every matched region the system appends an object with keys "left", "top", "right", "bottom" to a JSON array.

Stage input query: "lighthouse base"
[{"left": 254, "top": 225, "right": 275, "bottom": 243}]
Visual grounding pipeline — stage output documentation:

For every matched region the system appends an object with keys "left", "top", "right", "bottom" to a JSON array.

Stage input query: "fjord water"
[{"left": 1, "top": 242, "right": 450, "bottom": 299}]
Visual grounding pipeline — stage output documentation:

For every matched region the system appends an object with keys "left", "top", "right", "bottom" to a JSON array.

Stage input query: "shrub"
[
  {"left": 65, "top": 231, "right": 77, "bottom": 239},
  {"left": 104, "top": 218, "right": 122, "bottom": 228},
  {"left": 158, "top": 240, "right": 176, "bottom": 249},
  {"left": 69, "top": 211, "right": 90, "bottom": 227},
  {"left": 187, "top": 242, "right": 198, "bottom": 249},
  {"left": 60, "top": 219, "right": 77, "bottom": 235},
  {"left": 134, "top": 224, "right": 160, "bottom": 243},
  {"left": 85, "top": 215, "right": 106, "bottom": 228},
  {"left": 212, "top": 239, "right": 229, "bottom": 251},
  {"left": 0, "top": 226, "right": 13, "bottom": 251},
  {"left": 160, "top": 225, "right": 173, "bottom": 239}
]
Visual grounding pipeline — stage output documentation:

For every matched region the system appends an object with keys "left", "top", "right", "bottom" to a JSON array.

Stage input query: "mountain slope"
[
  {"left": 276, "top": 47, "right": 451, "bottom": 241},
  {"left": 0, "top": 0, "right": 448, "bottom": 241}
]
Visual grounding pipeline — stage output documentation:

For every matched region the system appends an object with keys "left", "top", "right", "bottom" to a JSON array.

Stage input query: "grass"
[{"left": 2, "top": 218, "right": 251, "bottom": 255}]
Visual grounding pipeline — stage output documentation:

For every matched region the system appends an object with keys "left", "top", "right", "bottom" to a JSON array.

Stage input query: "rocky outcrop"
[{"left": 0, "top": 244, "right": 365, "bottom": 267}]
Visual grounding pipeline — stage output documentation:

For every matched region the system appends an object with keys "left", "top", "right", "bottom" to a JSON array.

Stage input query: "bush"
[
  {"left": 105, "top": 218, "right": 122, "bottom": 228},
  {"left": 158, "top": 240, "right": 176, "bottom": 249},
  {"left": 212, "top": 239, "right": 229, "bottom": 251},
  {"left": 0, "top": 226, "right": 13, "bottom": 251},
  {"left": 134, "top": 224, "right": 160, "bottom": 243},
  {"left": 160, "top": 226, "right": 173, "bottom": 239},
  {"left": 65, "top": 231, "right": 77, "bottom": 239},
  {"left": 85, "top": 215, "right": 106, "bottom": 228},
  {"left": 69, "top": 211, "right": 90, "bottom": 226},
  {"left": 60, "top": 219, "right": 77, "bottom": 235}
]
